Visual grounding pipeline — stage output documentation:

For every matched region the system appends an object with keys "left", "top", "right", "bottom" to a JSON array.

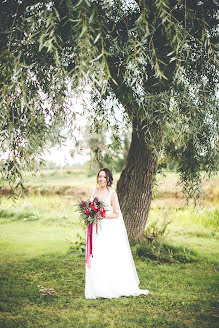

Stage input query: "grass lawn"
[{"left": 0, "top": 171, "right": 218, "bottom": 328}]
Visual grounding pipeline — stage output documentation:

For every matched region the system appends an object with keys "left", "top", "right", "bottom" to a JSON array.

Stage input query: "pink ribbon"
[{"left": 86, "top": 223, "right": 93, "bottom": 268}]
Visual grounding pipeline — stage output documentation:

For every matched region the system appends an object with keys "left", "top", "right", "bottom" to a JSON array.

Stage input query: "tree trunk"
[{"left": 117, "top": 125, "right": 158, "bottom": 242}]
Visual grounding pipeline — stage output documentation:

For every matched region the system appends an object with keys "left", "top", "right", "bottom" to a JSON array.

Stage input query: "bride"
[{"left": 85, "top": 168, "right": 149, "bottom": 299}]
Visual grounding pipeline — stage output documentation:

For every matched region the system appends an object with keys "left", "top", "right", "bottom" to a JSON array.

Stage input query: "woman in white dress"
[{"left": 85, "top": 168, "right": 149, "bottom": 299}]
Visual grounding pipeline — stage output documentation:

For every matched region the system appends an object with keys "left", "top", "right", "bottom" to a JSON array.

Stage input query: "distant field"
[{"left": 1, "top": 168, "right": 218, "bottom": 204}]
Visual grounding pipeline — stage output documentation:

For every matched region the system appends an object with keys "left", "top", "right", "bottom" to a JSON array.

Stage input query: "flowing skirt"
[{"left": 85, "top": 213, "right": 149, "bottom": 299}]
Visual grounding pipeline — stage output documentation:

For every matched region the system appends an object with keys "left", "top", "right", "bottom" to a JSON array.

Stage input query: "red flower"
[
  {"left": 90, "top": 202, "right": 98, "bottom": 210},
  {"left": 101, "top": 209, "right": 106, "bottom": 218}
]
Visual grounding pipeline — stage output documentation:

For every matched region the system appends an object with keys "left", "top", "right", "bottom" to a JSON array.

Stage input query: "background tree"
[{"left": 0, "top": 0, "right": 218, "bottom": 240}]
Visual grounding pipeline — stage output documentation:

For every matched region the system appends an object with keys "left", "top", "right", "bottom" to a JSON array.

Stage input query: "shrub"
[{"left": 133, "top": 240, "right": 198, "bottom": 263}]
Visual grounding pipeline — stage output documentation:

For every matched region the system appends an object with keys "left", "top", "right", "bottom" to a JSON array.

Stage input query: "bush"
[
  {"left": 133, "top": 218, "right": 198, "bottom": 263},
  {"left": 144, "top": 217, "right": 172, "bottom": 243},
  {"left": 133, "top": 240, "right": 198, "bottom": 263}
]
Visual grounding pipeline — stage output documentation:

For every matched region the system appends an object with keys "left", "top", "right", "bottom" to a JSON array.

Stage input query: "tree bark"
[{"left": 117, "top": 124, "right": 158, "bottom": 242}]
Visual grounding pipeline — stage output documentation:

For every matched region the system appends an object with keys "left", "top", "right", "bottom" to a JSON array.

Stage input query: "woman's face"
[{"left": 97, "top": 170, "right": 107, "bottom": 188}]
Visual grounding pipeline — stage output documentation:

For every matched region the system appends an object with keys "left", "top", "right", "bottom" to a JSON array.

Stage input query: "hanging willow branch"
[{"left": 0, "top": 0, "right": 218, "bottom": 197}]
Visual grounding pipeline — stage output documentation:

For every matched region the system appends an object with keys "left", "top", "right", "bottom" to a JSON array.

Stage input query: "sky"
[{"left": 43, "top": 142, "right": 89, "bottom": 167}]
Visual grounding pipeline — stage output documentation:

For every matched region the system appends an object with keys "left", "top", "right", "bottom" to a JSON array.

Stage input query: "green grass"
[
  {"left": 147, "top": 207, "right": 219, "bottom": 239},
  {"left": 0, "top": 195, "right": 85, "bottom": 263},
  {"left": 0, "top": 247, "right": 218, "bottom": 327},
  {"left": 0, "top": 172, "right": 218, "bottom": 327}
]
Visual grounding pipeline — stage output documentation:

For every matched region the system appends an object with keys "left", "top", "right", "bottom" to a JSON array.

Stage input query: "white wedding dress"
[{"left": 85, "top": 187, "right": 149, "bottom": 299}]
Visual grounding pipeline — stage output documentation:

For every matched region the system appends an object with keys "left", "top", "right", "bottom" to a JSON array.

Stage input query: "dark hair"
[{"left": 97, "top": 168, "right": 113, "bottom": 187}]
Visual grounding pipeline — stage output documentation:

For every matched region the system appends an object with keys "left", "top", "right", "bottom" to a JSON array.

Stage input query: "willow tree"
[
  {"left": 0, "top": 0, "right": 218, "bottom": 241},
  {"left": 88, "top": 0, "right": 218, "bottom": 240}
]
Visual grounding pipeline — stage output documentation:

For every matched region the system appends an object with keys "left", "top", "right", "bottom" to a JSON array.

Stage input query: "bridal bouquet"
[
  {"left": 77, "top": 197, "right": 107, "bottom": 268},
  {"left": 77, "top": 197, "right": 106, "bottom": 226}
]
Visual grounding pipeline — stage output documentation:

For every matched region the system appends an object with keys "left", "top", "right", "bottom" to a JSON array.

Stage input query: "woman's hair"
[{"left": 97, "top": 168, "right": 113, "bottom": 187}]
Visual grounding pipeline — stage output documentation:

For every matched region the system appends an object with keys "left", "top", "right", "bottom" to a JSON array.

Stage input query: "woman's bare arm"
[
  {"left": 88, "top": 189, "right": 94, "bottom": 200},
  {"left": 105, "top": 192, "right": 120, "bottom": 219}
]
